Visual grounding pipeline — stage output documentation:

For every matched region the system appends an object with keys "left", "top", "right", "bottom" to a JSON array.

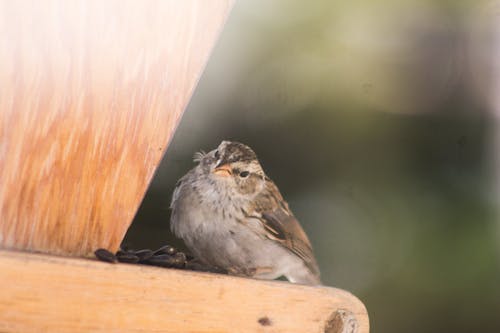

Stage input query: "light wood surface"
[
  {"left": 0, "top": 0, "right": 233, "bottom": 256},
  {"left": 0, "top": 250, "right": 369, "bottom": 333}
]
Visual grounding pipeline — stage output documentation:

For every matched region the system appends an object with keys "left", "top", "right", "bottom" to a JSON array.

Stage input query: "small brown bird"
[{"left": 170, "top": 141, "right": 321, "bottom": 285}]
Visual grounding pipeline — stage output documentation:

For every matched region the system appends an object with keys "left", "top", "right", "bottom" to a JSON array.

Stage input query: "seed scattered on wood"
[
  {"left": 93, "top": 244, "right": 228, "bottom": 275},
  {"left": 172, "top": 252, "right": 187, "bottom": 268},
  {"left": 116, "top": 253, "right": 140, "bottom": 264},
  {"left": 116, "top": 250, "right": 128, "bottom": 257},
  {"left": 135, "top": 249, "right": 154, "bottom": 261},
  {"left": 146, "top": 254, "right": 178, "bottom": 267},
  {"left": 94, "top": 249, "right": 117, "bottom": 263},
  {"left": 154, "top": 245, "right": 177, "bottom": 256}
]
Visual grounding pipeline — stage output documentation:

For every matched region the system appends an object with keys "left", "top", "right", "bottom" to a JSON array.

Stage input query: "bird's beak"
[{"left": 213, "top": 164, "right": 232, "bottom": 177}]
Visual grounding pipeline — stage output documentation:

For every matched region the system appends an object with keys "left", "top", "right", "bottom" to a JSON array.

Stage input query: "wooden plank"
[
  {"left": 0, "top": 250, "right": 369, "bottom": 333},
  {"left": 0, "top": 0, "right": 233, "bottom": 256}
]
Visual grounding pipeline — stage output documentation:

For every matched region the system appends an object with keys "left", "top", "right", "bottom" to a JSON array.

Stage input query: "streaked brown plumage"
[{"left": 170, "top": 141, "right": 321, "bottom": 285}]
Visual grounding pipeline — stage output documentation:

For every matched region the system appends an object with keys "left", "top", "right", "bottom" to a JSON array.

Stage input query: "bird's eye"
[
  {"left": 214, "top": 150, "right": 220, "bottom": 159},
  {"left": 239, "top": 171, "right": 250, "bottom": 178}
]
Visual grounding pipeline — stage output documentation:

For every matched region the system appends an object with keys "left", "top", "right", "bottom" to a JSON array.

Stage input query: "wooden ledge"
[{"left": 0, "top": 250, "right": 369, "bottom": 332}]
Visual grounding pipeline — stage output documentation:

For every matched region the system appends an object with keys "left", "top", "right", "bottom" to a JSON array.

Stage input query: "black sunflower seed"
[
  {"left": 94, "top": 248, "right": 117, "bottom": 263},
  {"left": 134, "top": 249, "right": 154, "bottom": 261},
  {"left": 116, "top": 253, "right": 140, "bottom": 263},
  {"left": 154, "top": 245, "right": 177, "bottom": 256},
  {"left": 146, "top": 254, "right": 177, "bottom": 267}
]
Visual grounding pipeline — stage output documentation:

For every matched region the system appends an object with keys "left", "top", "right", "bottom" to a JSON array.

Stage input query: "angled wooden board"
[{"left": 0, "top": 0, "right": 234, "bottom": 256}]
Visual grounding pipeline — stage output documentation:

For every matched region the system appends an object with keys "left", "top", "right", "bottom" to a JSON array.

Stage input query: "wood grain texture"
[
  {"left": 0, "top": 0, "right": 234, "bottom": 256},
  {"left": 0, "top": 250, "right": 369, "bottom": 333}
]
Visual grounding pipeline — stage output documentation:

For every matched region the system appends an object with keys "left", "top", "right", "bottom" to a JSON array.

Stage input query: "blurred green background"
[{"left": 124, "top": 1, "right": 500, "bottom": 332}]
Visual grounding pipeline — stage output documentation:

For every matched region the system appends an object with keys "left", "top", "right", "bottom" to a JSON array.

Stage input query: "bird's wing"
[{"left": 245, "top": 178, "right": 320, "bottom": 278}]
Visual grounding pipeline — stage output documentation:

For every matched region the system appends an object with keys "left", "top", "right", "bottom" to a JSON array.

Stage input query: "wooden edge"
[{"left": 0, "top": 250, "right": 369, "bottom": 333}]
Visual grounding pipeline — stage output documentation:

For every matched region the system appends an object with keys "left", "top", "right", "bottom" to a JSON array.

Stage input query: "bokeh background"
[{"left": 124, "top": 1, "right": 500, "bottom": 332}]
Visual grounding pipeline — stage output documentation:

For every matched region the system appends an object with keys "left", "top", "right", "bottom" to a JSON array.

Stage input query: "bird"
[{"left": 170, "top": 140, "right": 321, "bottom": 285}]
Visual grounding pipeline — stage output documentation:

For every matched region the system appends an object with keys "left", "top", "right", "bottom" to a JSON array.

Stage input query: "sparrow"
[{"left": 170, "top": 141, "right": 321, "bottom": 285}]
